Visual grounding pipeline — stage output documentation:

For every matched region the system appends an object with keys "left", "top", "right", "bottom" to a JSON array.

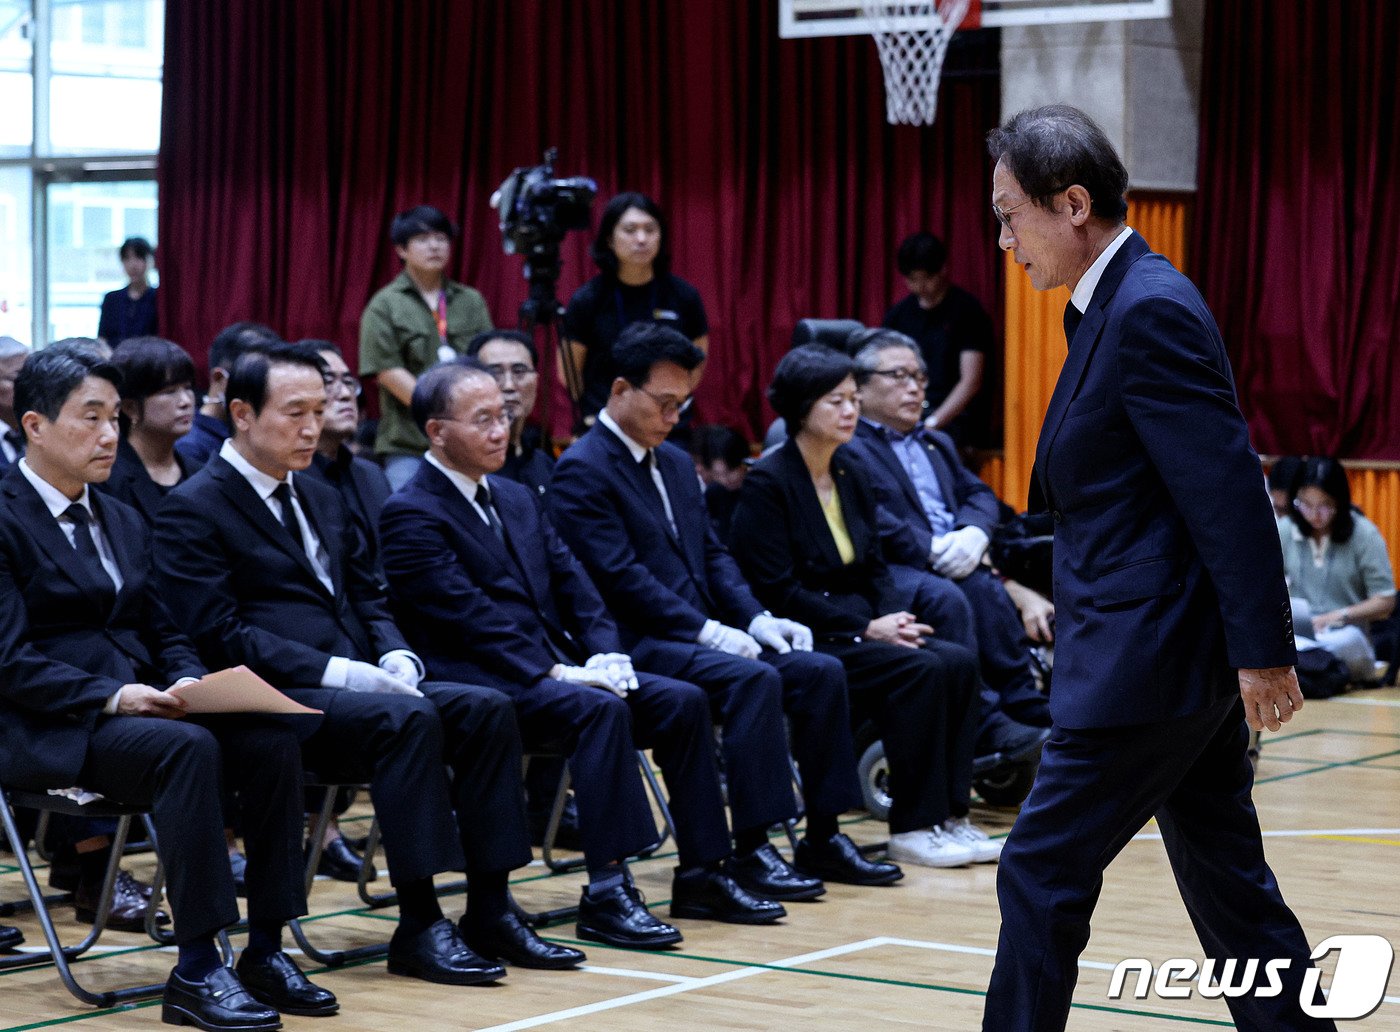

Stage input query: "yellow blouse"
[{"left": 818, "top": 488, "right": 856, "bottom": 566}]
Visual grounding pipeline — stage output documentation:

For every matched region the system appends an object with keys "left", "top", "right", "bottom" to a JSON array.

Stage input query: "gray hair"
[
  {"left": 0, "top": 336, "right": 29, "bottom": 361},
  {"left": 852, "top": 332, "right": 925, "bottom": 386},
  {"left": 987, "top": 104, "right": 1129, "bottom": 222}
]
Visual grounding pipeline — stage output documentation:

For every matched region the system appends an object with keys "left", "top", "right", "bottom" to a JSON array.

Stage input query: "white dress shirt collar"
[
  {"left": 18, "top": 457, "right": 94, "bottom": 519},
  {"left": 424, "top": 451, "right": 485, "bottom": 504},
  {"left": 219, "top": 438, "right": 295, "bottom": 501},
  {"left": 1070, "top": 224, "right": 1134, "bottom": 315},
  {"left": 598, "top": 409, "right": 649, "bottom": 464}
]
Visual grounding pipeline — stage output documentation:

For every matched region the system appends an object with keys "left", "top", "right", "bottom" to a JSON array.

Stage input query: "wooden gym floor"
[{"left": 2, "top": 688, "right": 1398, "bottom": 1031}]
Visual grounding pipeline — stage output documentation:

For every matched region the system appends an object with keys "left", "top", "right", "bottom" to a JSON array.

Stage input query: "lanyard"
[{"left": 434, "top": 289, "right": 449, "bottom": 347}]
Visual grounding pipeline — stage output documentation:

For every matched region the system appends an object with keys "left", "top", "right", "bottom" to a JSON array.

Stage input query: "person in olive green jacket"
[{"left": 360, "top": 205, "right": 493, "bottom": 489}]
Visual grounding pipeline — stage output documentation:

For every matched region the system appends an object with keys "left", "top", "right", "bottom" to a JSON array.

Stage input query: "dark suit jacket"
[
  {"left": 381, "top": 462, "right": 618, "bottom": 691},
  {"left": 729, "top": 438, "right": 899, "bottom": 638},
  {"left": 94, "top": 437, "right": 195, "bottom": 525},
  {"left": 847, "top": 419, "right": 1000, "bottom": 560},
  {"left": 174, "top": 411, "right": 229, "bottom": 469},
  {"left": 304, "top": 445, "right": 393, "bottom": 569},
  {"left": 549, "top": 426, "right": 764, "bottom": 646},
  {"left": 0, "top": 469, "right": 204, "bottom": 787},
  {"left": 1032, "top": 231, "right": 1294, "bottom": 729},
  {"left": 154, "top": 455, "right": 409, "bottom": 691}
]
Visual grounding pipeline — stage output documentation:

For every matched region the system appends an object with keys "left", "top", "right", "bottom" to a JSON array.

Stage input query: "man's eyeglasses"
[
  {"left": 639, "top": 386, "right": 691, "bottom": 418},
  {"left": 322, "top": 373, "right": 362, "bottom": 397},
  {"left": 485, "top": 363, "right": 537, "bottom": 384},
  {"left": 869, "top": 368, "right": 928, "bottom": 388},
  {"left": 438, "top": 411, "right": 511, "bottom": 433},
  {"left": 992, "top": 185, "right": 1068, "bottom": 229}
]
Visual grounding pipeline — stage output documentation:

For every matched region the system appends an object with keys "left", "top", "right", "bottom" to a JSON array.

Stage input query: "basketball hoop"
[{"left": 861, "top": 0, "right": 971, "bottom": 126}]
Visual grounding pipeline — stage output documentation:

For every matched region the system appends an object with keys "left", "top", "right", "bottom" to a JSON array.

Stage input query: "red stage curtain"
[
  {"left": 158, "top": 1, "right": 1001, "bottom": 439},
  {"left": 1194, "top": 0, "right": 1400, "bottom": 460}
]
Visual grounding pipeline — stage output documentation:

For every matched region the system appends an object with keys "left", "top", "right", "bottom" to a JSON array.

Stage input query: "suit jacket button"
[{"left": 1052, "top": 510, "right": 1063, "bottom": 523}]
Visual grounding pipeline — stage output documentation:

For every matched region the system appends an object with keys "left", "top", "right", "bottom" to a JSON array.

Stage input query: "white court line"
[
  {"left": 1129, "top": 827, "right": 1400, "bottom": 842},
  {"left": 578, "top": 964, "right": 697, "bottom": 984},
  {"left": 471, "top": 938, "right": 889, "bottom": 1031},
  {"left": 1331, "top": 696, "right": 1400, "bottom": 708}
]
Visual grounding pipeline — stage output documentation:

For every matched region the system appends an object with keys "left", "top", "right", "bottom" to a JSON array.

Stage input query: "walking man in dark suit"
[
  {"left": 550, "top": 323, "right": 899, "bottom": 889},
  {"left": 381, "top": 360, "right": 785, "bottom": 946},
  {"left": 981, "top": 105, "right": 1334, "bottom": 1031},
  {"left": 0, "top": 347, "right": 332, "bottom": 1030},
  {"left": 154, "top": 344, "right": 575, "bottom": 984}
]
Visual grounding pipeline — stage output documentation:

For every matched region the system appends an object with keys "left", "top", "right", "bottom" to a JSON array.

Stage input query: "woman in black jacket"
[{"left": 731, "top": 345, "right": 993, "bottom": 868}]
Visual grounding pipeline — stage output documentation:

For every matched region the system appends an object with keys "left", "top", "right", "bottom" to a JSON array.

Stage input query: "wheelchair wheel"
[
  {"left": 856, "top": 738, "right": 892, "bottom": 823},
  {"left": 972, "top": 761, "right": 1037, "bottom": 808}
]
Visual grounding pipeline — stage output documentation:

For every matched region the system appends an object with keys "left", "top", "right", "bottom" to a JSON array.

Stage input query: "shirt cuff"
[
  {"left": 103, "top": 687, "right": 125, "bottom": 715},
  {"left": 698, "top": 619, "right": 720, "bottom": 645},
  {"left": 322, "top": 656, "right": 350, "bottom": 689}
]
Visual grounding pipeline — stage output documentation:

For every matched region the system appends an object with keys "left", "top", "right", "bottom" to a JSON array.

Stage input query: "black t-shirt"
[
  {"left": 882, "top": 284, "right": 993, "bottom": 441},
  {"left": 563, "top": 273, "right": 708, "bottom": 419}
]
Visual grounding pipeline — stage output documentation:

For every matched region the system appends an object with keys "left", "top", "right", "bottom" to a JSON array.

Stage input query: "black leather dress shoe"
[
  {"left": 670, "top": 866, "right": 786, "bottom": 924},
  {"left": 313, "top": 836, "right": 375, "bottom": 883},
  {"left": 576, "top": 881, "right": 683, "bottom": 950},
  {"left": 0, "top": 924, "right": 23, "bottom": 951},
  {"left": 162, "top": 967, "right": 281, "bottom": 1031},
  {"left": 74, "top": 873, "right": 170, "bottom": 932},
  {"left": 975, "top": 712, "right": 1050, "bottom": 762},
  {"left": 727, "top": 844, "right": 826, "bottom": 902},
  {"left": 795, "top": 833, "right": 904, "bottom": 886},
  {"left": 236, "top": 950, "right": 338, "bottom": 1017},
  {"left": 387, "top": 918, "right": 505, "bottom": 985},
  {"left": 459, "top": 910, "right": 585, "bottom": 970}
]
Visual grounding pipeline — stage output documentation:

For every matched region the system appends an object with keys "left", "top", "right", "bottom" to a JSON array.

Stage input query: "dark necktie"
[
  {"left": 476, "top": 482, "right": 506, "bottom": 544},
  {"left": 63, "top": 503, "right": 114, "bottom": 589},
  {"left": 645, "top": 451, "right": 678, "bottom": 534},
  {"left": 271, "top": 482, "right": 306, "bottom": 554},
  {"left": 1063, "top": 301, "right": 1083, "bottom": 348}
]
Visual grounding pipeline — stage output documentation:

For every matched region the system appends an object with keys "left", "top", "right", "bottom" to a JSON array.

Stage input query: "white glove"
[
  {"left": 378, "top": 649, "right": 424, "bottom": 689},
  {"left": 930, "top": 525, "right": 990, "bottom": 580},
  {"left": 586, "top": 652, "right": 639, "bottom": 696},
  {"left": 553, "top": 663, "right": 623, "bottom": 697},
  {"left": 345, "top": 659, "right": 423, "bottom": 696},
  {"left": 746, "top": 612, "right": 813, "bottom": 654},
  {"left": 698, "top": 619, "right": 761, "bottom": 659}
]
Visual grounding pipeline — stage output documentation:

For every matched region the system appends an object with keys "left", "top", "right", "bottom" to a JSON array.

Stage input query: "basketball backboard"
[{"left": 778, "top": 0, "right": 1171, "bottom": 38}]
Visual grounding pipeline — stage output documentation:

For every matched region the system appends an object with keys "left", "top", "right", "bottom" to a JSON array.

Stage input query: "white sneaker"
[
  {"left": 887, "top": 827, "right": 975, "bottom": 868},
  {"left": 942, "top": 816, "right": 1003, "bottom": 863}
]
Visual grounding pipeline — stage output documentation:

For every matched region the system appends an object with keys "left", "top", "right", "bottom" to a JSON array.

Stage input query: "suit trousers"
[
  {"left": 495, "top": 675, "right": 660, "bottom": 871},
  {"left": 630, "top": 640, "right": 803, "bottom": 836},
  {"left": 77, "top": 715, "right": 305, "bottom": 944},
  {"left": 818, "top": 636, "right": 979, "bottom": 833},
  {"left": 983, "top": 696, "right": 1337, "bottom": 1032}
]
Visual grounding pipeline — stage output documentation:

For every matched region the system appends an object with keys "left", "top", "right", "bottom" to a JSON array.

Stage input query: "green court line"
[
  {"left": 540, "top": 935, "right": 1234, "bottom": 1027},
  {"left": 1256, "top": 746, "right": 1400, "bottom": 784},
  {"left": 1263, "top": 727, "right": 1326, "bottom": 745}
]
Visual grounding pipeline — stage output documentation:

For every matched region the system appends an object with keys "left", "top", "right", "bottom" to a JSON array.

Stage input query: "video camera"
[{"left": 492, "top": 147, "right": 596, "bottom": 258}]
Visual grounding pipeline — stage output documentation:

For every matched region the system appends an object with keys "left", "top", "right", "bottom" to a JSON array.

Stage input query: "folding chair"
[{"left": 0, "top": 784, "right": 166, "bottom": 1007}]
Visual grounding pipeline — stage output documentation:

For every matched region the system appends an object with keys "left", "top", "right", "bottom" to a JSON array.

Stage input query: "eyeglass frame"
[
  {"left": 636, "top": 385, "right": 692, "bottom": 418},
  {"left": 433, "top": 410, "right": 512, "bottom": 433},
  {"left": 992, "top": 183, "right": 1072, "bottom": 229},
  {"left": 322, "top": 372, "right": 363, "bottom": 398},
  {"left": 1292, "top": 497, "right": 1337, "bottom": 519},
  {"left": 484, "top": 362, "right": 538, "bottom": 384},
  {"left": 868, "top": 367, "right": 929, "bottom": 388}
]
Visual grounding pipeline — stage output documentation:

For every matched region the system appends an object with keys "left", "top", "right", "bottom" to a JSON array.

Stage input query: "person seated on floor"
[
  {"left": 844, "top": 330, "right": 1051, "bottom": 760},
  {"left": 729, "top": 345, "right": 995, "bottom": 868},
  {"left": 176, "top": 321, "right": 283, "bottom": 469},
  {"left": 1268, "top": 455, "right": 1304, "bottom": 521},
  {"left": 153, "top": 342, "right": 580, "bottom": 981},
  {"left": 1279, "top": 456, "right": 1396, "bottom": 683},
  {"left": 550, "top": 323, "right": 900, "bottom": 889},
  {"left": 1, "top": 346, "right": 333, "bottom": 1031},
  {"left": 382, "top": 359, "right": 788, "bottom": 945},
  {"left": 465, "top": 330, "right": 554, "bottom": 498}
]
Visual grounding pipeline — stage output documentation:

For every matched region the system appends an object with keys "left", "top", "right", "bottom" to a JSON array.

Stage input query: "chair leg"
[
  {"left": 0, "top": 797, "right": 163, "bottom": 1007},
  {"left": 540, "top": 765, "right": 586, "bottom": 873},
  {"left": 636, "top": 751, "right": 676, "bottom": 856}
]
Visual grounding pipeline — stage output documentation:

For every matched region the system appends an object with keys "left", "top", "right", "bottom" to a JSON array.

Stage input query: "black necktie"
[
  {"left": 63, "top": 503, "right": 114, "bottom": 589},
  {"left": 271, "top": 482, "right": 306, "bottom": 554},
  {"left": 476, "top": 482, "right": 505, "bottom": 544},
  {"left": 645, "top": 451, "right": 678, "bottom": 534},
  {"left": 1063, "top": 301, "right": 1083, "bottom": 348}
]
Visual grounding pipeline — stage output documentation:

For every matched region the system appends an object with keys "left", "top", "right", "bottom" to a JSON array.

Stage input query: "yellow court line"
[{"left": 1310, "top": 834, "right": 1400, "bottom": 847}]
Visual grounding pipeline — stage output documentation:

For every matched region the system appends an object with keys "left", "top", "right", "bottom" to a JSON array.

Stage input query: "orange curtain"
[{"left": 1346, "top": 465, "right": 1400, "bottom": 586}]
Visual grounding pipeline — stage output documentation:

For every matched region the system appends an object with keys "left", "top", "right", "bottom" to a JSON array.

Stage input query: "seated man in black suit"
[
  {"left": 382, "top": 360, "right": 785, "bottom": 943},
  {"left": 175, "top": 321, "right": 282, "bottom": 469},
  {"left": 0, "top": 348, "right": 331, "bottom": 1031},
  {"left": 466, "top": 330, "right": 554, "bottom": 498},
  {"left": 550, "top": 323, "right": 899, "bottom": 889},
  {"left": 847, "top": 331, "right": 1052, "bottom": 739},
  {"left": 153, "top": 344, "right": 577, "bottom": 981}
]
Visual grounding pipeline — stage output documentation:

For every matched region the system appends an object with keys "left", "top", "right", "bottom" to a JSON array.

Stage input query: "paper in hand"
[{"left": 169, "top": 666, "right": 322, "bottom": 715}]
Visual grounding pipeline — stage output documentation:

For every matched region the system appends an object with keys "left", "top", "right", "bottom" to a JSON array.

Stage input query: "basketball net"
[{"left": 862, "top": 0, "right": 971, "bottom": 126}]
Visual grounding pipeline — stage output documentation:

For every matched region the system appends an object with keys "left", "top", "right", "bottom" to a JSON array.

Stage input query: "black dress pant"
[
  {"left": 818, "top": 636, "right": 979, "bottom": 833},
  {"left": 984, "top": 696, "right": 1336, "bottom": 1032},
  {"left": 504, "top": 672, "right": 732, "bottom": 868},
  {"left": 77, "top": 714, "right": 305, "bottom": 944}
]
